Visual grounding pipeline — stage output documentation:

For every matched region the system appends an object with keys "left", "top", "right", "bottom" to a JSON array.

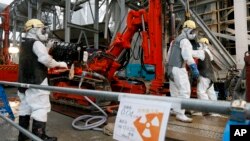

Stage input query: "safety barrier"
[
  {"left": 0, "top": 80, "right": 250, "bottom": 117},
  {"left": 0, "top": 80, "right": 250, "bottom": 141}
]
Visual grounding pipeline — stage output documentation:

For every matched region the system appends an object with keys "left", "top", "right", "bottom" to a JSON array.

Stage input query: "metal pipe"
[
  {"left": 53, "top": 9, "right": 57, "bottom": 30},
  {"left": 245, "top": 52, "right": 250, "bottom": 102},
  {"left": 82, "top": 31, "right": 90, "bottom": 48},
  {"left": 67, "top": 22, "right": 99, "bottom": 33},
  {"left": 64, "top": 0, "right": 71, "bottom": 42},
  {"left": 27, "top": 0, "right": 32, "bottom": 19},
  {"left": 0, "top": 113, "right": 43, "bottom": 141},
  {"left": 36, "top": 0, "right": 42, "bottom": 19},
  {"left": 169, "top": 0, "right": 175, "bottom": 42},
  {"left": 1, "top": 81, "right": 250, "bottom": 117},
  {"left": 186, "top": 0, "right": 190, "bottom": 19},
  {"left": 94, "top": 0, "right": 99, "bottom": 49},
  {"left": 104, "top": 0, "right": 109, "bottom": 39},
  {"left": 88, "top": 0, "right": 95, "bottom": 22}
]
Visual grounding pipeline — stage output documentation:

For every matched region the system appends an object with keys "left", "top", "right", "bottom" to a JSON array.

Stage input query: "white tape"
[{"left": 20, "top": 84, "right": 30, "bottom": 88}]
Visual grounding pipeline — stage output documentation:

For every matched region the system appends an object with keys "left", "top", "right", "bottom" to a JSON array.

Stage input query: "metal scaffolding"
[{"left": 2, "top": 0, "right": 249, "bottom": 78}]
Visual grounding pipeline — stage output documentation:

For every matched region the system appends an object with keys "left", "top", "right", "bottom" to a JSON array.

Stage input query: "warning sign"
[{"left": 113, "top": 96, "right": 171, "bottom": 141}]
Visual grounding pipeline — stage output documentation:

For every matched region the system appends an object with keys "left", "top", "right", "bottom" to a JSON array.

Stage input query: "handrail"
[
  {"left": 0, "top": 81, "right": 250, "bottom": 118},
  {"left": 0, "top": 113, "right": 43, "bottom": 141}
]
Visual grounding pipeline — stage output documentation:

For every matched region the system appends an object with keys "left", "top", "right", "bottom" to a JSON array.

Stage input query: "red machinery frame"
[
  {"left": 87, "top": 0, "right": 164, "bottom": 95},
  {"left": 0, "top": 6, "right": 18, "bottom": 82},
  {"left": 0, "top": 6, "right": 10, "bottom": 65},
  {"left": 50, "top": 0, "right": 165, "bottom": 106}
]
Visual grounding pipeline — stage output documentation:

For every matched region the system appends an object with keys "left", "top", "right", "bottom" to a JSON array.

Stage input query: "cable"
[
  {"left": 71, "top": 96, "right": 108, "bottom": 131},
  {"left": 71, "top": 72, "right": 108, "bottom": 131},
  {"left": 118, "top": 49, "right": 130, "bottom": 70}
]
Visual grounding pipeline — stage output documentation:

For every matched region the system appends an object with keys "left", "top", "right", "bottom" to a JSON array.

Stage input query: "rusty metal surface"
[{"left": 51, "top": 103, "right": 87, "bottom": 118}]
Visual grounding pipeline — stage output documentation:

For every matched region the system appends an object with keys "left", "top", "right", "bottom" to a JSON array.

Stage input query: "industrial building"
[{"left": 0, "top": 0, "right": 250, "bottom": 141}]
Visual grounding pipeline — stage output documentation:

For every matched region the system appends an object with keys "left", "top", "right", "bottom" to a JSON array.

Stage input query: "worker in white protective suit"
[
  {"left": 18, "top": 19, "right": 68, "bottom": 141},
  {"left": 166, "top": 20, "right": 199, "bottom": 123},
  {"left": 192, "top": 38, "right": 217, "bottom": 101}
]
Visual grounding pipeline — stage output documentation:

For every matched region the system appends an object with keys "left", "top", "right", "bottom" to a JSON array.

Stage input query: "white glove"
[
  {"left": 47, "top": 39, "right": 55, "bottom": 49},
  {"left": 58, "top": 62, "right": 68, "bottom": 68},
  {"left": 69, "top": 64, "right": 75, "bottom": 80},
  {"left": 83, "top": 51, "right": 89, "bottom": 63}
]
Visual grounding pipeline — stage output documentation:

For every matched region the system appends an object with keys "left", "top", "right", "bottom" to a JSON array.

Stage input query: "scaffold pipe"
[
  {"left": 0, "top": 113, "right": 43, "bottom": 141},
  {"left": 0, "top": 81, "right": 250, "bottom": 118}
]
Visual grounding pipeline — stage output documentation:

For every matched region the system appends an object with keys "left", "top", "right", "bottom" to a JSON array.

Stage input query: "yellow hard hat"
[
  {"left": 183, "top": 20, "right": 196, "bottom": 29},
  {"left": 198, "top": 38, "right": 210, "bottom": 44},
  {"left": 24, "top": 19, "right": 44, "bottom": 31}
]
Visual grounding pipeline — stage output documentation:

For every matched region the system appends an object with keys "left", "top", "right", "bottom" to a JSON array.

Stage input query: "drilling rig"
[{"left": 48, "top": 0, "right": 167, "bottom": 107}]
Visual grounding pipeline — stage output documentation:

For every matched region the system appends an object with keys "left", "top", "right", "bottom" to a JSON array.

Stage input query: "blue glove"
[{"left": 189, "top": 64, "right": 199, "bottom": 79}]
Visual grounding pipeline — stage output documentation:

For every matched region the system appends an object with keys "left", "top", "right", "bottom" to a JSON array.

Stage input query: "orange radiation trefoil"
[{"left": 134, "top": 113, "right": 163, "bottom": 141}]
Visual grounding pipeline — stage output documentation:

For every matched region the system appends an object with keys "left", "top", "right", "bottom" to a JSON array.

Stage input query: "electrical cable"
[
  {"left": 118, "top": 31, "right": 141, "bottom": 71},
  {"left": 117, "top": 49, "right": 131, "bottom": 71}
]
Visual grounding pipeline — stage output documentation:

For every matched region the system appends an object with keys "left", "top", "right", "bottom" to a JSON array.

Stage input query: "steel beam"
[
  {"left": 64, "top": 0, "right": 71, "bottom": 42},
  {"left": 212, "top": 31, "right": 250, "bottom": 45},
  {"left": 234, "top": 0, "right": 248, "bottom": 69},
  {"left": 94, "top": 0, "right": 99, "bottom": 49},
  {"left": 67, "top": 22, "right": 99, "bottom": 33}
]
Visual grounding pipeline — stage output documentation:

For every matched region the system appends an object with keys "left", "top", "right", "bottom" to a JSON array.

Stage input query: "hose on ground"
[
  {"left": 71, "top": 96, "right": 108, "bottom": 131},
  {"left": 72, "top": 72, "right": 108, "bottom": 131}
]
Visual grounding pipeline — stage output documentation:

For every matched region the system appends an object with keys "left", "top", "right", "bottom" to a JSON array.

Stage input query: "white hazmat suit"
[
  {"left": 192, "top": 43, "right": 217, "bottom": 101},
  {"left": 18, "top": 19, "right": 67, "bottom": 141},
  {"left": 18, "top": 27, "right": 67, "bottom": 122},
  {"left": 167, "top": 21, "right": 199, "bottom": 123},
  {"left": 168, "top": 38, "right": 197, "bottom": 123}
]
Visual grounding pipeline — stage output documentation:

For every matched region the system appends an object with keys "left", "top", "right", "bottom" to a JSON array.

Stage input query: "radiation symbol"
[{"left": 134, "top": 113, "right": 163, "bottom": 141}]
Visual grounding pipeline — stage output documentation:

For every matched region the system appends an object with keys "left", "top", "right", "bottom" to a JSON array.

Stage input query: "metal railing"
[
  {"left": 0, "top": 113, "right": 43, "bottom": 141},
  {"left": 0, "top": 80, "right": 250, "bottom": 141},
  {"left": 0, "top": 80, "right": 250, "bottom": 118}
]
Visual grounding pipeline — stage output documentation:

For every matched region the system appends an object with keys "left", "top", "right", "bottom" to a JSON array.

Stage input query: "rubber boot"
[
  {"left": 32, "top": 119, "right": 57, "bottom": 141},
  {"left": 18, "top": 115, "right": 30, "bottom": 141},
  {"left": 175, "top": 109, "right": 193, "bottom": 123}
]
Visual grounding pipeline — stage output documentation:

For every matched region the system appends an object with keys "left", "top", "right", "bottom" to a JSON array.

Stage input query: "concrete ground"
[
  {"left": 0, "top": 86, "right": 114, "bottom": 141},
  {"left": 0, "top": 111, "right": 114, "bottom": 141},
  {"left": 47, "top": 111, "right": 114, "bottom": 141}
]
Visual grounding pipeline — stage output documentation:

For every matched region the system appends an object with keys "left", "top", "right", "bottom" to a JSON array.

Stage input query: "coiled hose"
[{"left": 72, "top": 72, "right": 108, "bottom": 131}]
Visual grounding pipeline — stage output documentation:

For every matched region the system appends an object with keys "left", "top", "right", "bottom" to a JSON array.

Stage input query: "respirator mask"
[{"left": 36, "top": 27, "right": 49, "bottom": 42}]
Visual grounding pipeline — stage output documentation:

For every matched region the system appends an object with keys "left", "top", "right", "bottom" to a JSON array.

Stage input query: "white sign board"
[{"left": 113, "top": 96, "right": 172, "bottom": 141}]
